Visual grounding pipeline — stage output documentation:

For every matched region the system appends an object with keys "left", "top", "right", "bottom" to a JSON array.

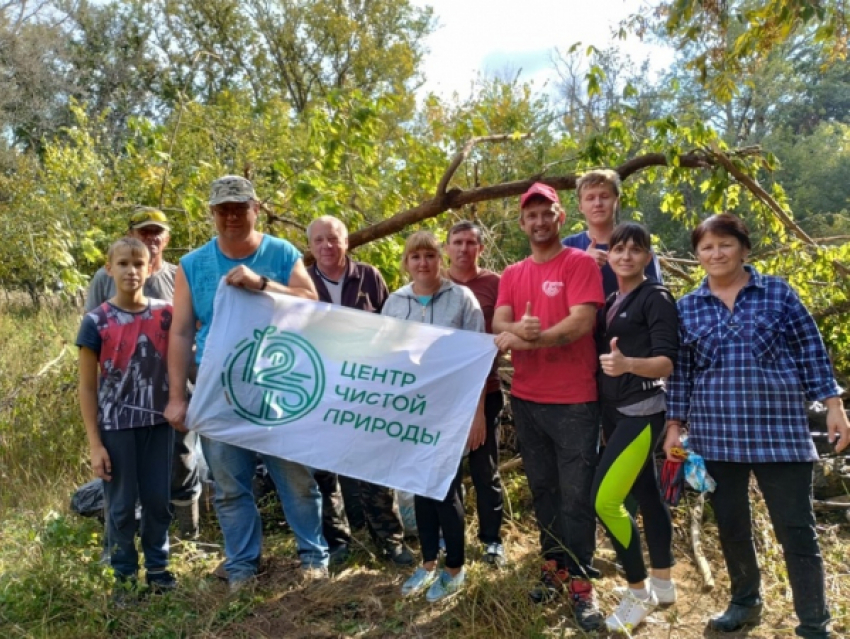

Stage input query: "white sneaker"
[
  {"left": 650, "top": 578, "right": 677, "bottom": 605},
  {"left": 614, "top": 579, "right": 677, "bottom": 605},
  {"left": 605, "top": 588, "right": 658, "bottom": 633}
]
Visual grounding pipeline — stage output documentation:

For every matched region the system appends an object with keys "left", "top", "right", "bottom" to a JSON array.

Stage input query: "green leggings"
[{"left": 591, "top": 405, "right": 673, "bottom": 584}]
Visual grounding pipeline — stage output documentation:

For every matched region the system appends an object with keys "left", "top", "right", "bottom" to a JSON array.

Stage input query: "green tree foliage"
[
  {"left": 154, "top": 0, "right": 433, "bottom": 113},
  {"left": 417, "top": 75, "right": 562, "bottom": 266},
  {"left": 637, "top": 0, "right": 848, "bottom": 100},
  {"left": 0, "top": 89, "right": 448, "bottom": 293}
]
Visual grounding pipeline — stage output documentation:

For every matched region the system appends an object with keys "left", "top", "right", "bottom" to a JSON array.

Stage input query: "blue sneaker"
[
  {"left": 425, "top": 568, "right": 466, "bottom": 603},
  {"left": 401, "top": 567, "right": 437, "bottom": 597}
]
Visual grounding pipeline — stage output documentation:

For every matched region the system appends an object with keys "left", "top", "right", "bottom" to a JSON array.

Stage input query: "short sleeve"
[
  {"left": 566, "top": 252, "right": 605, "bottom": 308},
  {"left": 76, "top": 312, "right": 102, "bottom": 356}
]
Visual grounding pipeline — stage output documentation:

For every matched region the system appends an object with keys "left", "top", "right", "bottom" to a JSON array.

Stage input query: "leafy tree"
[
  {"left": 154, "top": 0, "right": 434, "bottom": 113},
  {"left": 636, "top": 0, "right": 848, "bottom": 100},
  {"left": 0, "top": 3, "right": 73, "bottom": 151}
]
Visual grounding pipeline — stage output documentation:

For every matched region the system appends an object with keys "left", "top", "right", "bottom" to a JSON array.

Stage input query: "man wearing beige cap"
[
  {"left": 165, "top": 175, "right": 328, "bottom": 592},
  {"left": 85, "top": 208, "right": 176, "bottom": 312},
  {"left": 85, "top": 207, "right": 201, "bottom": 540}
]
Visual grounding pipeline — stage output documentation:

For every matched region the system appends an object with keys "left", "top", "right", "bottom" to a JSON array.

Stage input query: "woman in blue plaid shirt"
[{"left": 665, "top": 213, "right": 849, "bottom": 639}]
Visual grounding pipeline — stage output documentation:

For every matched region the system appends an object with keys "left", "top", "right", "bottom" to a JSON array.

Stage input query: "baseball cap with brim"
[
  {"left": 520, "top": 182, "right": 561, "bottom": 208},
  {"left": 209, "top": 175, "right": 258, "bottom": 206},
  {"left": 129, "top": 208, "right": 170, "bottom": 231}
]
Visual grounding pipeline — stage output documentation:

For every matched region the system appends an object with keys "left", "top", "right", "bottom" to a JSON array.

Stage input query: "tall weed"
[{"left": 0, "top": 302, "right": 87, "bottom": 516}]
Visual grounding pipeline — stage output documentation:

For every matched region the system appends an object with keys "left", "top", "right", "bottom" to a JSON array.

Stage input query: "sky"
[{"left": 412, "top": 0, "right": 674, "bottom": 99}]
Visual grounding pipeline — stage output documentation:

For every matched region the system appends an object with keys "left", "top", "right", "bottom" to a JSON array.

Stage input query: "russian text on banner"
[{"left": 186, "top": 282, "right": 497, "bottom": 500}]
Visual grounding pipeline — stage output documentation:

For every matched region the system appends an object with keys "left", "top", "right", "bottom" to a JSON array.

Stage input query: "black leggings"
[
  {"left": 591, "top": 405, "right": 672, "bottom": 584},
  {"left": 415, "top": 463, "right": 465, "bottom": 569}
]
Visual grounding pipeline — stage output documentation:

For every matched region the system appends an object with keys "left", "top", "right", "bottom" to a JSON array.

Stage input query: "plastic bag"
[
  {"left": 681, "top": 435, "right": 717, "bottom": 494},
  {"left": 396, "top": 490, "right": 417, "bottom": 535},
  {"left": 70, "top": 479, "right": 105, "bottom": 518}
]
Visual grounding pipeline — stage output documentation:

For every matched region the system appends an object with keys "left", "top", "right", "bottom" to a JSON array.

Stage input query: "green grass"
[{"left": 1, "top": 301, "right": 849, "bottom": 638}]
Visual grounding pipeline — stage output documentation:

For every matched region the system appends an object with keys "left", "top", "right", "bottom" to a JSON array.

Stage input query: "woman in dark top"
[{"left": 592, "top": 222, "right": 679, "bottom": 633}]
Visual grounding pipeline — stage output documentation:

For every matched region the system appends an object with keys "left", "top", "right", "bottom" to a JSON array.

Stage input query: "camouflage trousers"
[{"left": 314, "top": 470, "right": 405, "bottom": 551}]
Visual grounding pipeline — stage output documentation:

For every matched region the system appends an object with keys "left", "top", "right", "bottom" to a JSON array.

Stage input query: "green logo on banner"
[{"left": 222, "top": 326, "right": 325, "bottom": 426}]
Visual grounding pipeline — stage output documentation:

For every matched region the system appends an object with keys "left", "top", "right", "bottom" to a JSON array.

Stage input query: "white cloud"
[{"left": 413, "top": 0, "right": 673, "bottom": 99}]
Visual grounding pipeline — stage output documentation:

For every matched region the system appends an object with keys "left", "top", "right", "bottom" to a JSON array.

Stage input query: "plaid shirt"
[{"left": 667, "top": 266, "right": 838, "bottom": 463}]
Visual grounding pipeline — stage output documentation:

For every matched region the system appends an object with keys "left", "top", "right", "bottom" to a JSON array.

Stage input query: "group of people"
[{"left": 77, "top": 170, "right": 849, "bottom": 638}]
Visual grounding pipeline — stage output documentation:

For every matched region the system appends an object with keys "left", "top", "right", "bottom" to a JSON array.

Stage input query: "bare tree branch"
[
  {"left": 658, "top": 256, "right": 695, "bottom": 284},
  {"left": 436, "top": 134, "right": 531, "bottom": 197},
  {"left": 813, "top": 300, "right": 850, "bottom": 321}
]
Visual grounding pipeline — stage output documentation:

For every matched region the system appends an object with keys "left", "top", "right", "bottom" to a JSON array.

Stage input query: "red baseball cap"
[{"left": 520, "top": 182, "right": 560, "bottom": 208}]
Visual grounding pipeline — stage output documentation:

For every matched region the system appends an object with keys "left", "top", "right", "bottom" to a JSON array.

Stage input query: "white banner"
[{"left": 186, "top": 282, "right": 497, "bottom": 500}]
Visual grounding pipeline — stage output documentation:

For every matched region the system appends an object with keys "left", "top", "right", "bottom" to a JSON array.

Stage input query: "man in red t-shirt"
[
  {"left": 446, "top": 220, "right": 506, "bottom": 567},
  {"left": 493, "top": 183, "right": 605, "bottom": 632}
]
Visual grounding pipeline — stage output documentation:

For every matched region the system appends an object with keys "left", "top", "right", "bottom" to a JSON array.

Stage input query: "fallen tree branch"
[
  {"left": 24, "top": 344, "right": 70, "bottom": 380},
  {"left": 347, "top": 150, "right": 717, "bottom": 251},
  {"left": 662, "top": 256, "right": 699, "bottom": 265},
  {"left": 497, "top": 455, "right": 523, "bottom": 475},
  {"left": 813, "top": 496, "right": 850, "bottom": 511},
  {"left": 461, "top": 454, "right": 524, "bottom": 490},
  {"left": 691, "top": 493, "right": 715, "bottom": 591},
  {"left": 813, "top": 300, "right": 850, "bottom": 321},
  {"left": 753, "top": 237, "right": 850, "bottom": 260},
  {"left": 658, "top": 256, "right": 695, "bottom": 284}
]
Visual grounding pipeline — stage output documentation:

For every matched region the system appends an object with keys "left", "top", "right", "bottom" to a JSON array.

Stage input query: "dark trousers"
[
  {"left": 512, "top": 397, "right": 599, "bottom": 577},
  {"left": 415, "top": 463, "right": 466, "bottom": 569},
  {"left": 315, "top": 471, "right": 405, "bottom": 550},
  {"left": 171, "top": 429, "right": 201, "bottom": 504},
  {"left": 592, "top": 406, "right": 672, "bottom": 584},
  {"left": 705, "top": 461, "right": 830, "bottom": 639},
  {"left": 314, "top": 471, "right": 352, "bottom": 549},
  {"left": 467, "top": 391, "right": 505, "bottom": 544},
  {"left": 101, "top": 423, "right": 173, "bottom": 578},
  {"left": 338, "top": 475, "right": 366, "bottom": 530}
]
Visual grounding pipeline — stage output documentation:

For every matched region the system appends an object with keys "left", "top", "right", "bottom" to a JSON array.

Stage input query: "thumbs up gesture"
[
  {"left": 587, "top": 236, "right": 608, "bottom": 267},
  {"left": 599, "top": 336, "right": 630, "bottom": 377},
  {"left": 516, "top": 301, "right": 541, "bottom": 341}
]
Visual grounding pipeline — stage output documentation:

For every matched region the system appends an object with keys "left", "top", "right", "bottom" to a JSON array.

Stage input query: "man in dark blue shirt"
[{"left": 562, "top": 169, "right": 662, "bottom": 296}]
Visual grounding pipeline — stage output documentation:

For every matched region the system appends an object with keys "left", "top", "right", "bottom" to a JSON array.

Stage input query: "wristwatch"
[{"left": 259, "top": 276, "right": 269, "bottom": 291}]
